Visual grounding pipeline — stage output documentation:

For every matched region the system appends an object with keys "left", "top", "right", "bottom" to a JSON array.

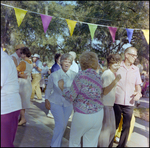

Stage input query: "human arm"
[
  {"left": 58, "top": 79, "right": 64, "bottom": 91},
  {"left": 132, "top": 84, "right": 142, "bottom": 101},
  {"left": 12, "top": 56, "right": 18, "bottom": 67},
  {"left": 18, "top": 72, "right": 28, "bottom": 79},
  {"left": 33, "top": 62, "right": 42, "bottom": 72},
  {"left": 103, "top": 74, "right": 121, "bottom": 95},
  {"left": 59, "top": 75, "right": 81, "bottom": 103},
  {"left": 45, "top": 75, "right": 54, "bottom": 110},
  {"left": 17, "top": 61, "right": 28, "bottom": 79}
]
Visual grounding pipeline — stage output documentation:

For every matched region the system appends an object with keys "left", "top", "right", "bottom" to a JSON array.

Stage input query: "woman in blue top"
[{"left": 51, "top": 53, "right": 61, "bottom": 73}]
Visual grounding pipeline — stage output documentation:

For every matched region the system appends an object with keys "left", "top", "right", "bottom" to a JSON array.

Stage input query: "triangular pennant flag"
[
  {"left": 3, "top": 48, "right": 6, "bottom": 51},
  {"left": 40, "top": 14, "right": 52, "bottom": 33},
  {"left": 126, "top": 28, "right": 134, "bottom": 43},
  {"left": 88, "top": 24, "right": 97, "bottom": 40},
  {"left": 108, "top": 27, "right": 117, "bottom": 43},
  {"left": 66, "top": 19, "right": 77, "bottom": 36},
  {"left": 142, "top": 30, "right": 149, "bottom": 44},
  {"left": 14, "top": 8, "right": 27, "bottom": 27}
]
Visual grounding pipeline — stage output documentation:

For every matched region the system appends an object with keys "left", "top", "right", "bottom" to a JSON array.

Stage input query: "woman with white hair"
[
  {"left": 45, "top": 53, "right": 77, "bottom": 147},
  {"left": 58, "top": 51, "right": 104, "bottom": 147},
  {"left": 69, "top": 51, "right": 79, "bottom": 73}
]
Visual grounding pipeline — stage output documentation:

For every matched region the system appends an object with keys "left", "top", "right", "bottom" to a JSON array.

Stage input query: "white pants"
[
  {"left": 50, "top": 102, "right": 73, "bottom": 147},
  {"left": 69, "top": 109, "right": 104, "bottom": 147}
]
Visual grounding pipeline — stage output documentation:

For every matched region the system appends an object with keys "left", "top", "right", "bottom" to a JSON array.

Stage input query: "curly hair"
[
  {"left": 22, "top": 47, "right": 31, "bottom": 57},
  {"left": 107, "top": 53, "right": 122, "bottom": 67},
  {"left": 79, "top": 51, "right": 99, "bottom": 70}
]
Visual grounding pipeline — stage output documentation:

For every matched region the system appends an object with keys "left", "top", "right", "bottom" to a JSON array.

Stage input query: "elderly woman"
[
  {"left": 17, "top": 47, "right": 33, "bottom": 126},
  {"left": 45, "top": 53, "right": 77, "bottom": 147},
  {"left": 58, "top": 51, "right": 104, "bottom": 147}
]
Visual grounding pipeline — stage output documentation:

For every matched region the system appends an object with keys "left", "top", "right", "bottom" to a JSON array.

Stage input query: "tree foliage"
[{"left": 1, "top": 1, "right": 149, "bottom": 64}]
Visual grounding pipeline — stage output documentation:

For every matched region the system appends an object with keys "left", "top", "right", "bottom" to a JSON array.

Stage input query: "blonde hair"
[
  {"left": 79, "top": 51, "right": 98, "bottom": 70},
  {"left": 60, "top": 53, "right": 73, "bottom": 66}
]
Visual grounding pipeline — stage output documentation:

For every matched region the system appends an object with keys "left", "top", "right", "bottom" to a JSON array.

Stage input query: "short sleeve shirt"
[
  {"left": 101, "top": 69, "right": 116, "bottom": 106},
  {"left": 32, "top": 59, "right": 43, "bottom": 74},
  {"left": 115, "top": 61, "right": 142, "bottom": 106}
]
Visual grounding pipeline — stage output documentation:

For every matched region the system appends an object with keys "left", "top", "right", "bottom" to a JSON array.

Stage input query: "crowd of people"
[{"left": 1, "top": 44, "right": 147, "bottom": 147}]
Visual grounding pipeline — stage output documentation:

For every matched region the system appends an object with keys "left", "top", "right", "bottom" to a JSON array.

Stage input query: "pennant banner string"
[{"left": 1, "top": 3, "right": 149, "bottom": 31}]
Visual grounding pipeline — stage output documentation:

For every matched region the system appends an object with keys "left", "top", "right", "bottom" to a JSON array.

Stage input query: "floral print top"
[{"left": 62, "top": 68, "right": 104, "bottom": 114}]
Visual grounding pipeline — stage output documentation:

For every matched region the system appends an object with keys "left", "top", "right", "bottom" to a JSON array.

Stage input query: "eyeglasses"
[
  {"left": 127, "top": 53, "right": 138, "bottom": 58},
  {"left": 20, "top": 52, "right": 23, "bottom": 54}
]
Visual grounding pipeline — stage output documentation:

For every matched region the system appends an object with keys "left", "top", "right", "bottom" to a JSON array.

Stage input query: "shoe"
[
  {"left": 115, "top": 137, "right": 120, "bottom": 142},
  {"left": 47, "top": 112, "right": 54, "bottom": 118},
  {"left": 136, "top": 103, "right": 140, "bottom": 107},
  {"left": 18, "top": 120, "right": 26, "bottom": 126}
]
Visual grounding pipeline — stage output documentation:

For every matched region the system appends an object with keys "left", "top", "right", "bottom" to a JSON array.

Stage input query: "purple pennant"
[
  {"left": 126, "top": 28, "right": 134, "bottom": 43},
  {"left": 108, "top": 27, "right": 117, "bottom": 43},
  {"left": 40, "top": 14, "right": 52, "bottom": 33}
]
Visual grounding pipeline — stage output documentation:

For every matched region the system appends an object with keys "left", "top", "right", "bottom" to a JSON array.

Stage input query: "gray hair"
[
  {"left": 69, "top": 51, "right": 76, "bottom": 60},
  {"left": 60, "top": 53, "right": 73, "bottom": 65}
]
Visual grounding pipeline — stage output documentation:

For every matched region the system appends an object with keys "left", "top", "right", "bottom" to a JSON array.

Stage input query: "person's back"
[
  {"left": 1, "top": 48, "right": 22, "bottom": 147},
  {"left": 1, "top": 50, "right": 22, "bottom": 114}
]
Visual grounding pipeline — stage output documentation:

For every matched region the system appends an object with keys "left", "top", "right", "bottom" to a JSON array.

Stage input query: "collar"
[
  {"left": 121, "top": 61, "right": 135, "bottom": 70},
  {"left": 60, "top": 68, "right": 72, "bottom": 78}
]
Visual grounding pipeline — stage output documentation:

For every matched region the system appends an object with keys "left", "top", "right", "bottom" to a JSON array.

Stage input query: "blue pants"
[{"left": 50, "top": 102, "right": 73, "bottom": 147}]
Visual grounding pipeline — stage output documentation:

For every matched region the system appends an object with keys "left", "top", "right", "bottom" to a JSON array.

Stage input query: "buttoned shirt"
[
  {"left": 45, "top": 68, "right": 77, "bottom": 107},
  {"left": 115, "top": 61, "right": 142, "bottom": 106},
  {"left": 32, "top": 59, "right": 43, "bottom": 74}
]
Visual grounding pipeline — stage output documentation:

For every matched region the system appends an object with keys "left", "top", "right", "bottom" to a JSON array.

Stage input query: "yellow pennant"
[
  {"left": 3, "top": 48, "right": 6, "bottom": 51},
  {"left": 66, "top": 19, "right": 77, "bottom": 36},
  {"left": 14, "top": 8, "right": 27, "bottom": 27},
  {"left": 142, "top": 30, "right": 149, "bottom": 44}
]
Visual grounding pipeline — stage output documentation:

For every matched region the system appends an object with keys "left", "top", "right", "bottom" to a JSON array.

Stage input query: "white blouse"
[
  {"left": 1, "top": 49, "right": 22, "bottom": 115},
  {"left": 10, "top": 52, "right": 21, "bottom": 65},
  {"left": 45, "top": 68, "right": 77, "bottom": 107}
]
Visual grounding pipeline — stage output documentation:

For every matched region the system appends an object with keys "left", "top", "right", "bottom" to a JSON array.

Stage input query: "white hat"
[
  {"left": 32, "top": 53, "right": 40, "bottom": 58},
  {"left": 43, "top": 62, "right": 47, "bottom": 65}
]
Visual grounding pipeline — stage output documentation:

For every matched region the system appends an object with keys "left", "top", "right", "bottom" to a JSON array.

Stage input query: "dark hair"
[
  {"left": 54, "top": 53, "right": 61, "bottom": 63},
  {"left": 107, "top": 53, "right": 122, "bottom": 67},
  {"left": 22, "top": 47, "right": 31, "bottom": 57}
]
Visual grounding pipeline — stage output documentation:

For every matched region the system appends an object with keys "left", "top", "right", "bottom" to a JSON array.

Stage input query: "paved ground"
[{"left": 14, "top": 95, "right": 149, "bottom": 147}]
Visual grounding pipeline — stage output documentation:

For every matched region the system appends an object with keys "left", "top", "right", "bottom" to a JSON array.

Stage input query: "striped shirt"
[{"left": 63, "top": 68, "right": 104, "bottom": 114}]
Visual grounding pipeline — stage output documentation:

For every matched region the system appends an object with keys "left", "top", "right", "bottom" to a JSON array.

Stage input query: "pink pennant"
[
  {"left": 108, "top": 27, "right": 117, "bottom": 43},
  {"left": 40, "top": 14, "right": 52, "bottom": 33}
]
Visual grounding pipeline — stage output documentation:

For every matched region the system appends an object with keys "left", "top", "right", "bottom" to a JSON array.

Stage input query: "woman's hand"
[
  {"left": 45, "top": 99, "right": 51, "bottom": 110},
  {"left": 58, "top": 79, "right": 64, "bottom": 91},
  {"left": 115, "top": 74, "right": 121, "bottom": 84}
]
